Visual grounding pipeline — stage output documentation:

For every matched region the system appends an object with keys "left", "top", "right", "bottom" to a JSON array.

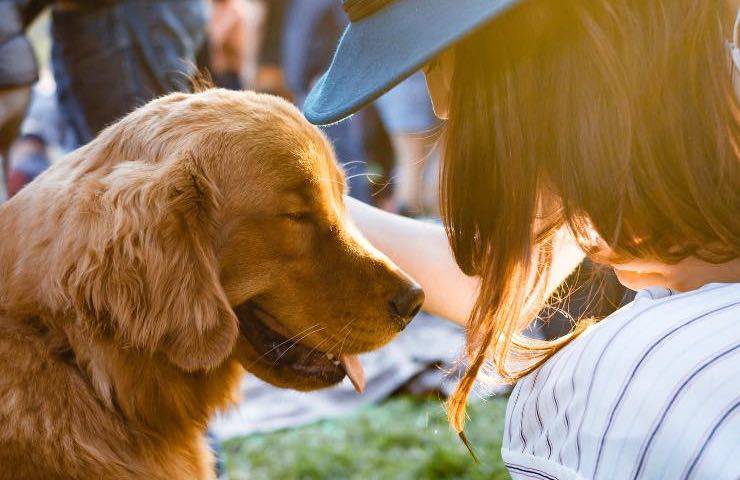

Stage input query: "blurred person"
[
  {"left": 0, "top": 0, "right": 39, "bottom": 201},
  {"left": 20, "top": 69, "right": 76, "bottom": 155},
  {"left": 374, "top": 71, "right": 439, "bottom": 217},
  {"left": 50, "top": 0, "right": 209, "bottom": 146},
  {"left": 305, "top": 0, "right": 740, "bottom": 478},
  {"left": 6, "top": 70, "right": 76, "bottom": 197},
  {"left": 255, "top": 0, "right": 292, "bottom": 99},
  {"left": 241, "top": 0, "right": 266, "bottom": 88},
  {"left": 282, "top": 0, "right": 370, "bottom": 202},
  {"left": 359, "top": 104, "right": 396, "bottom": 208},
  {"left": 6, "top": 133, "right": 49, "bottom": 198},
  {"left": 207, "top": 0, "right": 264, "bottom": 90}
]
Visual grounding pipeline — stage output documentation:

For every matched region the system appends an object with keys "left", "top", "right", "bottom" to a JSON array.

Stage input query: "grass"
[{"left": 222, "top": 395, "right": 511, "bottom": 480}]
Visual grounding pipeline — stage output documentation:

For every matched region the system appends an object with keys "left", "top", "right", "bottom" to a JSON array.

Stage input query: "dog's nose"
[{"left": 389, "top": 284, "right": 425, "bottom": 329}]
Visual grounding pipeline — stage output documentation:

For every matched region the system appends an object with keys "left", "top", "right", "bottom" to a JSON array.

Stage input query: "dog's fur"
[{"left": 0, "top": 89, "right": 417, "bottom": 479}]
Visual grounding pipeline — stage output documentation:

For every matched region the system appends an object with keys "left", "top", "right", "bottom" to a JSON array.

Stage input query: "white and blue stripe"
[{"left": 503, "top": 283, "right": 740, "bottom": 480}]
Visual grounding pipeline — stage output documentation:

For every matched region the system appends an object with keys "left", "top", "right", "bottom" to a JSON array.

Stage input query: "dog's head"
[{"left": 46, "top": 89, "right": 422, "bottom": 391}]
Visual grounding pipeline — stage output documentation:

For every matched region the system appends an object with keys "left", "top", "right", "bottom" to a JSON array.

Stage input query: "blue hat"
[{"left": 303, "top": 0, "right": 521, "bottom": 125}]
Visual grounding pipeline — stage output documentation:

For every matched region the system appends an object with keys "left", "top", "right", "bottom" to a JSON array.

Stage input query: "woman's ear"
[
  {"left": 66, "top": 152, "right": 238, "bottom": 372},
  {"left": 423, "top": 48, "right": 455, "bottom": 120}
]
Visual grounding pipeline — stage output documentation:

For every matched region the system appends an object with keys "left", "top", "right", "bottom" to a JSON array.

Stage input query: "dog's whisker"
[
  {"left": 319, "top": 171, "right": 384, "bottom": 188},
  {"left": 304, "top": 319, "right": 355, "bottom": 358},
  {"left": 303, "top": 334, "right": 336, "bottom": 358},
  {"left": 271, "top": 326, "right": 328, "bottom": 365},
  {"left": 323, "top": 321, "right": 355, "bottom": 354},
  {"left": 282, "top": 323, "right": 324, "bottom": 343},
  {"left": 262, "top": 323, "right": 322, "bottom": 356},
  {"left": 344, "top": 173, "right": 384, "bottom": 182},
  {"left": 334, "top": 319, "right": 357, "bottom": 358},
  {"left": 370, "top": 181, "right": 393, "bottom": 197},
  {"left": 338, "top": 160, "right": 368, "bottom": 167},
  {"left": 245, "top": 324, "right": 325, "bottom": 369},
  {"left": 248, "top": 328, "right": 325, "bottom": 371}
]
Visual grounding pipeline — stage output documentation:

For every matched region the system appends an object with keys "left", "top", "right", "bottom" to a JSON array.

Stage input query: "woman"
[{"left": 305, "top": 0, "right": 740, "bottom": 478}]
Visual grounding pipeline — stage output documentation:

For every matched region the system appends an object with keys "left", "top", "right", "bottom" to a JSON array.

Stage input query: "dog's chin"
[{"left": 231, "top": 302, "right": 349, "bottom": 392}]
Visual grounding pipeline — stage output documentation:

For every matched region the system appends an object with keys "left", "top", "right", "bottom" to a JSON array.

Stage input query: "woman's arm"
[
  {"left": 346, "top": 197, "right": 586, "bottom": 325},
  {"left": 347, "top": 197, "right": 478, "bottom": 324}
]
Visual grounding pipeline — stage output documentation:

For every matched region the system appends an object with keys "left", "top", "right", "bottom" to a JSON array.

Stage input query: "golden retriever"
[{"left": 0, "top": 89, "right": 423, "bottom": 479}]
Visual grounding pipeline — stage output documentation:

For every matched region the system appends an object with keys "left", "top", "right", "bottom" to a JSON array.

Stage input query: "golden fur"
[{"left": 0, "top": 89, "right": 418, "bottom": 479}]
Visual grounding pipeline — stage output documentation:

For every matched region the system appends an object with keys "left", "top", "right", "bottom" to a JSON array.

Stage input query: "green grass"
[{"left": 222, "top": 395, "right": 511, "bottom": 480}]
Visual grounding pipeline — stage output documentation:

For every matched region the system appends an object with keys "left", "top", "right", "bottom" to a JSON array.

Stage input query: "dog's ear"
[{"left": 67, "top": 153, "right": 238, "bottom": 372}]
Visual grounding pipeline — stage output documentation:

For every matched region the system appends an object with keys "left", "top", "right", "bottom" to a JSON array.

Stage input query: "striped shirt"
[{"left": 503, "top": 283, "right": 740, "bottom": 480}]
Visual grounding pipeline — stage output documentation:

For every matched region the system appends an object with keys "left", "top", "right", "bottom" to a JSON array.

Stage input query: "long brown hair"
[{"left": 441, "top": 0, "right": 740, "bottom": 438}]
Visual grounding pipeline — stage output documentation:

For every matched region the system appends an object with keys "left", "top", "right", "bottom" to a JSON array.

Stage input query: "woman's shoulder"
[
  {"left": 503, "top": 283, "right": 740, "bottom": 480},
  {"left": 559, "top": 282, "right": 740, "bottom": 368},
  {"left": 574, "top": 281, "right": 739, "bottom": 356}
]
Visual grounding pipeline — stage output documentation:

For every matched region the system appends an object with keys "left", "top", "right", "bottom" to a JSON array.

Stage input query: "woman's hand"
[{"left": 346, "top": 197, "right": 585, "bottom": 326}]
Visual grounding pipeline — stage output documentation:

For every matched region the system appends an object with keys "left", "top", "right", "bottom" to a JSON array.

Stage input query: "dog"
[{"left": 0, "top": 89, "right": 423, "bottom": 479}]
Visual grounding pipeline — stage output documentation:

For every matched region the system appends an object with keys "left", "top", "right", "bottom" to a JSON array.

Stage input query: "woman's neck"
[{"left": 612, "top": 256, "right": 740, "bottom": 292}]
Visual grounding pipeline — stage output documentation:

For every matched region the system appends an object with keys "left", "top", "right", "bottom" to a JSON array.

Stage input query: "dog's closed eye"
[{"left": 281, "top": 212, "right": 313, "bottom": 223}]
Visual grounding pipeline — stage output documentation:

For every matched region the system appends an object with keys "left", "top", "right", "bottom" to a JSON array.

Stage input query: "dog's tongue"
[{"left": 339, "top": 354, "right": 365, "bottom": 394}]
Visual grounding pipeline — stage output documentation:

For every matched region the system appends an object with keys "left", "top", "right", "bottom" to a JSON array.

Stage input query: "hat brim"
[{"left": 303, "top": 0, "right": 520, "bottom": 125}]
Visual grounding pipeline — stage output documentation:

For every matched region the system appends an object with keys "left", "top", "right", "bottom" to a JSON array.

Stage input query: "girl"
[{"left": 304, "top": 0, "right": 740, "bottom": 478}]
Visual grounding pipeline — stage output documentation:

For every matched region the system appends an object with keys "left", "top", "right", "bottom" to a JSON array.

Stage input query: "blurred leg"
[
  {"left": 373, "top": 72, "right": 439, "bottom": 216},
  {"left": 389, "top": 133, "right": 435, "bottom": 216},
  {"left": 0, "top": 86, "right": 31, "bottom": 201}
]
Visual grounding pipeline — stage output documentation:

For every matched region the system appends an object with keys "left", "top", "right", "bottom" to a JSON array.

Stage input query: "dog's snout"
[{"left": 389, "top": 284, "right": 425, "bottom": 329}]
